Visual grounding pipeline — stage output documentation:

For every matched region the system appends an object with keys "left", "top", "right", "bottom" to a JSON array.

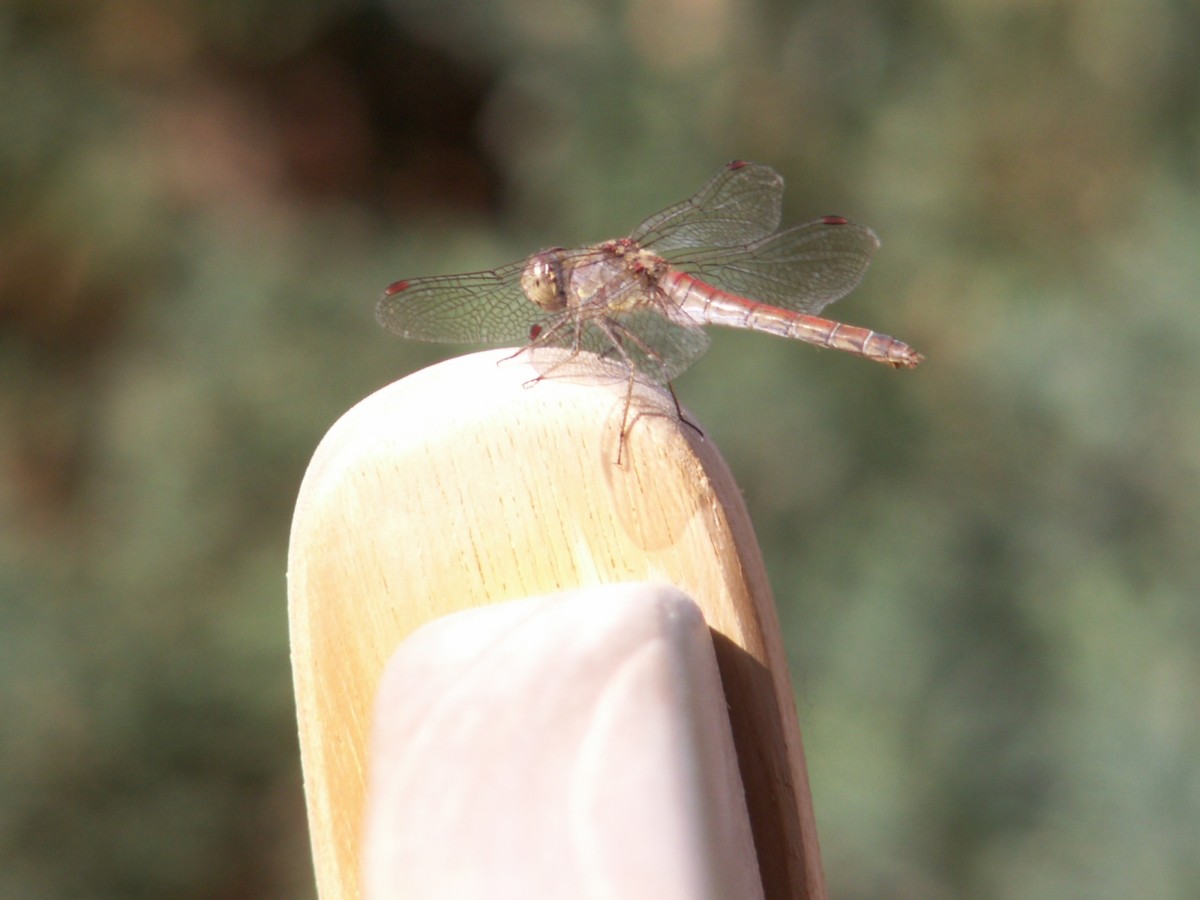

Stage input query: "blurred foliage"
[{"left": 1, "top": 0, "right": 1197, "bottom": 897}]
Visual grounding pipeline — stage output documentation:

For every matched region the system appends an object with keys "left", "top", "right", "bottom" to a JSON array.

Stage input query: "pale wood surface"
[
  {"left": 360, "top": 584, "right": 764, "bottom": 900},
  {"left": 287, "top": 349, "right": 825, "bottom": 899}
]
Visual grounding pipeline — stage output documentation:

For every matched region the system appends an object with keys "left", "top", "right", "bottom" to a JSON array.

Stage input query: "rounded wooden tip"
[{"left": 288, "top": 349, "right": 825, "bottom": 898}]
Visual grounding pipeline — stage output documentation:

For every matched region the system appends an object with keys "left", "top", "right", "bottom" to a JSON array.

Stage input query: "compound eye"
[{"left": 521, "top": 252, "right": 565, "bottom": 311}]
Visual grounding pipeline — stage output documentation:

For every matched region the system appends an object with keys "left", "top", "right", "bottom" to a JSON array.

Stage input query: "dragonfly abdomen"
[
  {"left": 665, "top": 270, "right": 923, "bottom": 369},
  {"left": 785, "top": 316, "right": 924, "bottom": 368}
]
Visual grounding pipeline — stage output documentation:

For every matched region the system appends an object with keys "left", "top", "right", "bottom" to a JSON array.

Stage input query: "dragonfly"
[{"left": 378, "top": 160, "right": 923, "bottom": 458}]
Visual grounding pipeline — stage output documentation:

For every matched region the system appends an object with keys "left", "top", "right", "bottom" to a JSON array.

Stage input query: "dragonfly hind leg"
[
  {"left": 600, "top": 319, "right": 705, "bottom": 464},
  {"left": 665, "top": 382, "right": 705, "bottom": 441}
]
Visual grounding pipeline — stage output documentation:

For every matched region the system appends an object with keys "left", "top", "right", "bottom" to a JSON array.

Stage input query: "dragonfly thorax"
[
  {"left": 521, "top": 249, "right": 568, "bottom": 312},
  {"left": 581, "top": 240, "right": 668, "bottom": 313}
]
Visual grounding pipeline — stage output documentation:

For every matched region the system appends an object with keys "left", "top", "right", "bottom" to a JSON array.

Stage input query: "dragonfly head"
[{"left": 521, "top": 249, "right": 568, "bottom": 312}]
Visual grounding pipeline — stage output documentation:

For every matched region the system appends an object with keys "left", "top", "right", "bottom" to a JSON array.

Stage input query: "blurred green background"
[{"left": 2, "top": 0, "right": 1197, "bottom": 897}]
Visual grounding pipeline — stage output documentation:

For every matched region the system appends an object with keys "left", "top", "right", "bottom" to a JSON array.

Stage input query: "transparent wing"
[
  {"left": 682, "top": 217, "right": 881, "bottom": 315},
  {"left": 375, "top": 259, "right": 541, "bottom": 343},
  {"left": 530, "top": 306, "right": 711, "bottom": 385},
  {"left": 630, "top": 161, "right": 784, "bottom": 253},
  {"left": 606, "top": 307, "right": 711, "bottom": 383}
]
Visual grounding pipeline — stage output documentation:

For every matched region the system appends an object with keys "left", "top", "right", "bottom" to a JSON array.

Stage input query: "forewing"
[
  {"left": 684, "top": 217, "right": 880, "bottom": 315},
  {"left": 375, "top": 259, "right": 540, "bottom": 343},
  {"left": 630, "top": 161, "right": 784, "bottom": 253}
]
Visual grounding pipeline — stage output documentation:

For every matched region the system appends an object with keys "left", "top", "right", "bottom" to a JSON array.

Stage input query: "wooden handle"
[{"left": 287, "top": 349, "right": 825, "bottom": 899}]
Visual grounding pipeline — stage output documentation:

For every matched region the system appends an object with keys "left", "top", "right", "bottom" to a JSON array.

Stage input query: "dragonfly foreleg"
[{"left": 511, "top": 316, "right": 586, "bottom": 387}]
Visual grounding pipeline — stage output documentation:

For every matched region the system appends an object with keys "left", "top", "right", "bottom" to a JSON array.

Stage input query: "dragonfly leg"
[
  {"left": 666, "top": 382, "right": 705, "bottom": 442},
  {"left": 498, "top": 345, "right": 532, "bottom": 366},
  {"left": 600, "top": 318, "right": 693, "bottom": 465},
  {"left": 587, "top": 318, "right": 639, "bottom": 466},
  {"left": 512, "top": 318, "right": 584, "bottom": 388}
]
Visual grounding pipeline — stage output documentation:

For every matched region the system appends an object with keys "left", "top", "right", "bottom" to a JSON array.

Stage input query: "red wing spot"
[
  {"left": 727, "top": 159, "right": 747, "bottom": 170},
  {"left": 529, "top": 324, "right": 542, "bottom": 340},
  {"left": 819, "top": 215, "right": 849, "bottom": 226},
  {"left": 383, "top": 279, "right": 410, "bottom": 295}
]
